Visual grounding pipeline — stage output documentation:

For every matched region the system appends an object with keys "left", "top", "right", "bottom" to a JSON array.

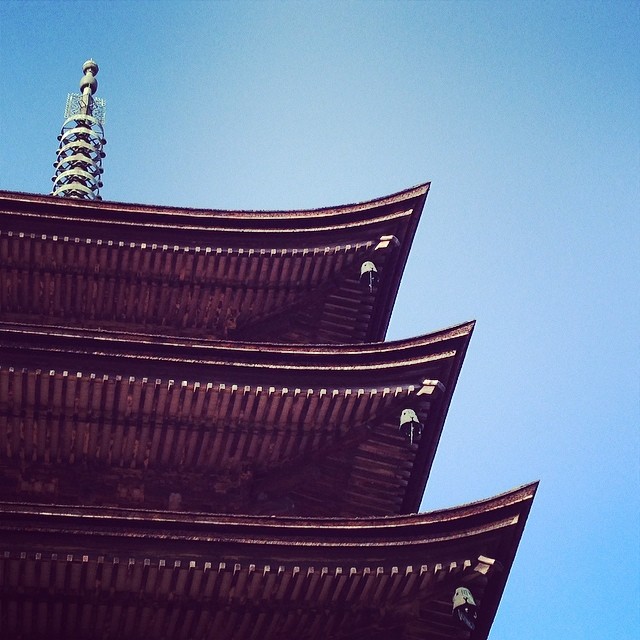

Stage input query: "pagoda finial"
[{"left": 51, "top": 59, "right": 106, "bottom": 200}]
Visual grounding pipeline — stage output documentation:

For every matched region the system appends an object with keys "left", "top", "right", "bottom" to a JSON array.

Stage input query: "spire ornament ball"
[{"left": 51, "top": 59, "right": 106, "bottom": 200}]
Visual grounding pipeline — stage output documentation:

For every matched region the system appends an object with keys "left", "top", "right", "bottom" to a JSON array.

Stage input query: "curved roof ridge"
[
  {"left": 0, "top": 482, "right": 536, "bottom": 532},
  {"left": 0, "top": 319, "right": 474, "bottom": 355},
  {"left": 0, "top": 182, "right": 430, "bottom": 218},
  {"left": 0, "top": 181, "right": 431, "bottom": 216}
]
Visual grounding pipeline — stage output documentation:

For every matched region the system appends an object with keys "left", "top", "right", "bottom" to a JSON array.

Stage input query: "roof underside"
[
  {"left": 0, "top": 321, "right": 473, "bottom": 517},
  {"left": 0, "top": 482, "right": 537, "bottom": 640},
  {"left": 0, "top": 185, "right": 429, "bottom": 344},
  {"left": 0, "top": 183, "right": 535, "bottom": 639}
]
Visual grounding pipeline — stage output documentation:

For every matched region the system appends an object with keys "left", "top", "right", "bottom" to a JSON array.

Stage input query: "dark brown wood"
[
  {"left": 0, "top": 483, "right": 537, "bottom": 640},
  {"left": 0, "top": 185, "right": 429, "bottom": 343},
  {"left": 0, "top": 184, "right": 535, "bottom": 640},
  {"left": 0, "top": 321, "right": 472, "bottom": 516}
]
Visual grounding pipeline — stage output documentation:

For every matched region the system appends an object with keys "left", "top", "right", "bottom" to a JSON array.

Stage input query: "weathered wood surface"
[
  {"left": 0, "top": 185, "right": 429, "bottom": 343},
  {"left": 0, "top": 322, "right": 472, "bottom": 516},
  {"left": 0, "top": 483, "right": 537, "bottom": 640}
]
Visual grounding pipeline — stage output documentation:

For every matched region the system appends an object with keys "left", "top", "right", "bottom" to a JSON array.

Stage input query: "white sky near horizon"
[{"left": 0, "top": 1, "right": 639, "bottom": 638}]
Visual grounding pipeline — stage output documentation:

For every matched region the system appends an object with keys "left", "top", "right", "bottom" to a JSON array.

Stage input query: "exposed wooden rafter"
[
  {"left": 0, "top": 483, "right": 537, "bottom": 640},
  {"left": 0, "top": 321, "right": 473, "bottom": 516},
  {"left": 0, "top": 185, "right": 429, "bottom": 343}
]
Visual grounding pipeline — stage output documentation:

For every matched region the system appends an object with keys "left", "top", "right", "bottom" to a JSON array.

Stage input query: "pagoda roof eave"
[
  {"left": 0, "top": 482, "right": 537, "bottom": 640},
  {"left": 0, "top": 481, "right": 537, "bottom": 538},
  {"left": 0, "top": 185, "right": 430, "bottom": 343},
  {"left": 0, "top": 321, "right": 473, "bottom": 516},
  {"left": 0, "top": 183, "right": 430, "bottom": 230},
  {"left": 0, "top": 319, "right": 474, "bottom": 373}
]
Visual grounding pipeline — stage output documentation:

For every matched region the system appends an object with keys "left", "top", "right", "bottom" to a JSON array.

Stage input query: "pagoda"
[{"left": 0, "top": 61, "right": 536, "bottom": 639}]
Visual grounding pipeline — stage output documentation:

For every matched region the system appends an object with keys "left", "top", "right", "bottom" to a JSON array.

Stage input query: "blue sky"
[{"left": 1, "top": 1, "right": 638, "bottom": 637}]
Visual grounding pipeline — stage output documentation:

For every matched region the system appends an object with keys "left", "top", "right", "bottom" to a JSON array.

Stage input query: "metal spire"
[{"left": 51, "top": 60, "right": 106, "bottom": 200}]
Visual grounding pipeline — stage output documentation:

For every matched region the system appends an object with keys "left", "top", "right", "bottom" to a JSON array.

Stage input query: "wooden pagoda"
[{"left": 0, "top": 61, "right": 535, "bottom": 639}]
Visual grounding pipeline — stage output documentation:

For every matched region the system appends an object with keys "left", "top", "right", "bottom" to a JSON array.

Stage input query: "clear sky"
[{"left": 1, "top": 1, "right": 638, "bottom": 638}]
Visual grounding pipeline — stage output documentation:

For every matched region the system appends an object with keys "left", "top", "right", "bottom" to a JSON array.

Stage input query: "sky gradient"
[{"left": 1, "top": 2, "right": 639, "bottom": 638}]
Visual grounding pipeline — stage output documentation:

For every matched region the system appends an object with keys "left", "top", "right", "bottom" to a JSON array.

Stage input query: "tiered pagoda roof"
[
  {"left": 0, "top": 483, "right": 536, "bottom": 639},
  {"left": 0, "top": 179, "right": 535, "bottom": 639},
  {"left": 0, "top": 320, "right": 472, "bottom": 516},
  {"left": 0, "top": 185, "right": 428, "bottom": 343}
]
